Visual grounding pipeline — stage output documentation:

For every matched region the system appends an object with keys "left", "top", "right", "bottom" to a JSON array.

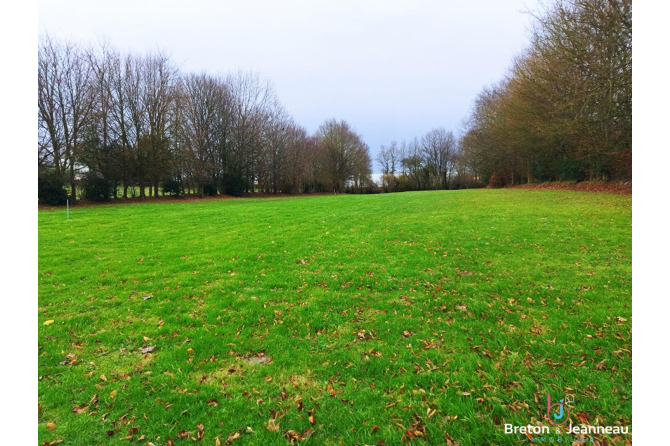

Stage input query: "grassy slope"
[{"left": 38, "top": 190, "right": 632, "bottom": 445}]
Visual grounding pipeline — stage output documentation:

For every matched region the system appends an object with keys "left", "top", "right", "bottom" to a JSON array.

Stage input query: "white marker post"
[{"left": 67, "top": 199, "right": 69, "bottom": 220}]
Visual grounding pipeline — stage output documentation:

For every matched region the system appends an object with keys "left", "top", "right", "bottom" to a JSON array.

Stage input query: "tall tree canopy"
[{"left": 461, "top": 0, "right": 632, "bottom": 185}]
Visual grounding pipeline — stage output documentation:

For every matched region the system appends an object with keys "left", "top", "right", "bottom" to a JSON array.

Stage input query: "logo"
[
  {"left": 546, "top": 394, "right": 571, "bottom": 425},
  {"left": 504, "top": 393, "right": 630, "bottom": 440}
]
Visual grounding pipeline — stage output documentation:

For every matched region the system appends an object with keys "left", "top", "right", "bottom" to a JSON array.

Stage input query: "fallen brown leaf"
[
  {"left": 284, "top": 430, "right": 305, "bottom": 443},
  {"left": 576, "top": 411, "right": 590, "bottom": 424},
  {"left": 71, "top": 405, "right": 88, "bottom": 414},
  {"left": 266, "top": 419, "right": 280, "bottom": 432},
  {"left": 225, "top": 431, "right": 240, "bottom": 444}
]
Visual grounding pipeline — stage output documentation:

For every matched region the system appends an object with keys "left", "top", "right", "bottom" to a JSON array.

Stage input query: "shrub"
[
  {"left": 365, "top": 182, "right": 381, "bottom": 194},
  {"left": 163, "top": 178, "right": 182, "bottom": 196},
  {"left": 83, "top": 174, "right": 114, "bottom": 202},
  {"left": 394, "top": 174, "right": 410, "bottom": 192},
  {"left": 202, "top": 183, "right": 218, "bottom": 196},
  {"left": 223, "top": 174, "right": 245, "bottom": 197},
  {"left": 38, "top": 169, "right": 68, "bottom": 205}
]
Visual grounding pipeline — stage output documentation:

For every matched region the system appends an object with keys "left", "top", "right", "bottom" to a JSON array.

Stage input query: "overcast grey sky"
[{"left": 39, "top": 0, "right": 537, "bottom": 171}]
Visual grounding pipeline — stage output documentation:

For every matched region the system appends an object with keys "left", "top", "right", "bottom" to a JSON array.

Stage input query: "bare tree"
[
  {"left": 315, "top": 119, "right": 371, "bottom": 193},
  {"left": 227, "top": 71, "right": 275, "bottom": 193},
  {"left": 283, "top": 124, "right": 310, "bottom": 193},
  {"left": 421, "top": 128, "right": 456, "bottom": 189},
  {"left": 401, "top": 137, "right": 425, "bottom": 190},
  {"left": 142, "top": 51, "right": 179, "bottom": 196},
  {"left": 38, "top": 35, "right": 64, "bottom": 176},
  {"left": 40, "top": 35, "right": 405, "bottom": 201},
  {"left": 377, "top": 145, "right": 391, "bottom": 190},
  {"left": 38, "top": 34, "right": 95, "bottom": 202},
  {"left": 179, "top": 73, "right": 228, "bottom": 196},
  {"left": 461, "top": 0, "right": 632, "bottom": 184}
]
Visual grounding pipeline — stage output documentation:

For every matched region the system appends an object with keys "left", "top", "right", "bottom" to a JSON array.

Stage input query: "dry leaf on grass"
[
  {"left": 266, "top": 419, "right": 280, "bottom": 432},
  {"left": 71, "top": 405, "right": 88, "bottom": 414},
  {"left": 225, "top": 431, "right": 240, "bottom": 443}
]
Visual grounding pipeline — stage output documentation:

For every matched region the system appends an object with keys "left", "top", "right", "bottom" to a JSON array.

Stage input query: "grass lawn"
[{"left": 38, "top": 189, "right": 632, "bottom": 445}]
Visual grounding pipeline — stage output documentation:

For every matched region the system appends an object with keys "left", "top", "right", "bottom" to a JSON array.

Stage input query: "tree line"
[
  {"left": 38, "top": 35, "right": 374, "bottom": 204},
  {"left": 375, "top": 129, "right": 477, "bottom": 192},
  {"left": 460, "top": 0, "right": 632, "bottom": 186},
  {"left": 39, "top": 0, "right": 632, "bottom": 204}
]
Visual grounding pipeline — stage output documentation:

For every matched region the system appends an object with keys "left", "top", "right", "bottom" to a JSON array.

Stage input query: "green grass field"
[{"left": 38, "top": 190, "right": 632, "bottom": 445}]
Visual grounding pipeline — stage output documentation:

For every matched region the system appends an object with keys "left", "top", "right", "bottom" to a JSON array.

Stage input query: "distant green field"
[{"left": 38, "top": 190, "right": 632, "bottom": 445}]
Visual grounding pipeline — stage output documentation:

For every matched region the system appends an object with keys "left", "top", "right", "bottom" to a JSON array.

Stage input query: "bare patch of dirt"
[{"left": 242, "top": 352, "right": 273, "bottom": 366}]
